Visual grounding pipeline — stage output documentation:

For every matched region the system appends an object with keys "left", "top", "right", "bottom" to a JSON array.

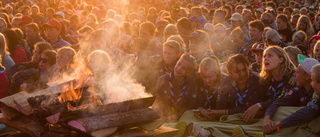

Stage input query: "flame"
[{"left": 58, "top": 81, "right": 83, "bottom": 103}]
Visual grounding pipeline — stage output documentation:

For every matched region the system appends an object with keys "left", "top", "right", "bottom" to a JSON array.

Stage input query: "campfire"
[{"left": 0, "top": 79, "right": 178, "bottom": 137}]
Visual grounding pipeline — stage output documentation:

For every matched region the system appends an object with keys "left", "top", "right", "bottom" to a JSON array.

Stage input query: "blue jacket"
[
  {"left": 260, "top": 71, "right": 296, "bottom": 110},
  {"left": 266, "top": 86, "right": 320, "bottom": 128},
  {"left": 194, "top": 75, "right": 219, "bottom": 110},
  {"left": 47, "top": 36, "right": 71, "bottom": 50},
  {"left": 216, "top": 72, "right": 267, "bottom": 114},
  {"left": 155, "top": 72, "right": 197, "bottom": 117}
]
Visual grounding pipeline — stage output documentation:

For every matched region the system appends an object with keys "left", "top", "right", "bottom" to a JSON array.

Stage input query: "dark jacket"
[{"left": 216, "top": 72, "right": 267, "bottom": 114}]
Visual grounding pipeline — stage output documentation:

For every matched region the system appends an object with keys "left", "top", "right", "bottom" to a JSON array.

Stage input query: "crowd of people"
[{"left": 0, "top": 0, "right": 320, "bottom": 136}]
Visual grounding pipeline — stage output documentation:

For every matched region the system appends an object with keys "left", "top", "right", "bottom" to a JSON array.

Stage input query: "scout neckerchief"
[
  {"left": 196, "top": 50, "right": 211, "bottom": 63},
  {"left": 232, "top": 81, "right": 249, "bottom": 107},
  {"left": 167, "top": 72, "right": 188, "bottom": 114},
  {"left": 214, "top": 36, "right": 226, "bottom": 54},
  {"left": 270, "top": 77, "right": 285, "bottom": 99},
  {"left": 201, "top": 82, "right": 217, "bottom": 109},
  {"left": 306, "top": 93, "right": 319, "bottom": 110}
]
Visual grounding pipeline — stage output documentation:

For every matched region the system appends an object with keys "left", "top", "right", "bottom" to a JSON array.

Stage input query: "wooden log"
[
  {"left": 13, "top": 79, "right": 84, "bottom": 115},
  {"left": 0, "top": 104, "right": 22, "bottom": 120},
  {"left": 0, "top": 91, "right": 28, "bottom": 112},
  {"left": 68, "top": 108, "right": 159, "bottom": 132},
  {"left": 47, "top": 96, "right": 155, "bottom": 124}
]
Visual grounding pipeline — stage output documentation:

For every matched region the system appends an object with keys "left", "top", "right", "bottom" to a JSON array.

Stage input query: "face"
[
  {"left": 39, "top": 54, "right": 50, "bottom": 70},
  {"left": 174, "top": 58, "right": 191, "bottom": 77},
  {"left": 45, "top": 27, "right": 60, "bottom": 40},
  {"left": 11, "top": 19, "right": 20, "bottom": 28},
  {"left": 0, "top": 20, "right": 6, "bottom": 33},
  {"left": 26, "top": 27, "right": 37, "bottom": 39},
  {"left": 291, "top": 17, "right": 299, "bottom": 28},
  {"left": 261, "top": 14, "right": 271, "bottom": 24},
  {"left": 189, "top": 39, "right": 205, "bottom": 54},
  {"left": 163, "top": 46, "right": 180, "bottom": 66},
  {"left": 231, "top": 36, "right": 244, "bottom": 47},
  {"left": 298, "top": 22, "right": 307, "bottom": 31},
  {"left": 56, "top": 51, "right": 72, "bottom": 69},
  {"left": 255, "top": 52, "right": 263, "bottom": 65},
  {"left": 315, "top": 44, "right": 320, "bottom": 62},
  {"left": 255, "top": 12, "right": 262, "bottom": 20},
  {"left": 276, "top": 18, "right": 286, "bottom": 30},
  {"left": 231, "top": 20, "right": 242, "bottom": 29},
  {"left": 31, "top": 7, "right": 38, "bottom": 15},
  {"left": 230, "top": 63, "right": 249, "bottom": 85},
  {"left": 294, "top": 66, "right": 309, "bottom": 87},
  {"left": 263, "top": 49, "right": 284, "bottom": 71},
  {"left": 200, "top": 68, "right": 218, "bottom": 87},
  {"left": 177, "top": 25, "right": 191, "bottom": 38},
  {"left": 236, "top": 9, "right": 242, "bottom": 14},
  {"left": 214, "top": 12, "right": 225, "bottom": 24},
  {"left": 214, "top": 26, "right": 226, "bottom": 39},
  {"left": 249, "top": 27, "right": 262, "bottom": 41},
  {"left": 293, "top": 34, "right": 304, "bottom": 45},
  {"left": 284, "top": 9, "right": 291, "bottom": 20},
  {"left": 311, "top": 73, "right": 320, "bottom": 94}
]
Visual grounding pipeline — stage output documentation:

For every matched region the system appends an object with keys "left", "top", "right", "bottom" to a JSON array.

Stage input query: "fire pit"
[{"left": 0, "top": 80, "right": 178, "bottom": 137}]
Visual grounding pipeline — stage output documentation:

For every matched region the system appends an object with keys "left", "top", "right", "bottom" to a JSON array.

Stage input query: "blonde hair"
[
  {"left": 284, "top": 46, "right": 302, "bottom": 64},
  {"left": 167, "top": 35, "right": 186, "bottom": 53},
  {"left": 259, "top": 46, "right": 296, "bottom": 85},
  {"left": 199, "top": 56, "right": 222, "bottom": 84},
  {"left": 57, "top": 47, "right": 76, "bottom": 60},
  {"left": 311, "top": 64, "right": 320, "bottom": 83},
  {"left": 296, "top": 15, "right": 315, "bottom": 40},
  {"left": 163, "top": 24, "right": 178, "bottom": 41},
  {"left": 293, "top": 30, "right": 307, "bottom": 43},
  {"left": 0, "top": 33, "right": 9, "bottom": 60}
]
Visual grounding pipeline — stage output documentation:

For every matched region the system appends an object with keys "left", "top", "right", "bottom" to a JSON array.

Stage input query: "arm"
[
  {"left": 264, "top": 89, "right": 299, "bottom": 118},
  {"left": 279, "top": 102, "right": 320, "bottom": 128}
]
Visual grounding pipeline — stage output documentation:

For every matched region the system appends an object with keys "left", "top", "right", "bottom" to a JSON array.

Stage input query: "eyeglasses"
[
  {"left": 215, "top": 29, "right": 224, "bottom": 33},
  {"left": 40, "top": 58, "right": 48, "bottom": 63},
  {"left": 172, "top": 7, "right": 180, "bottom": 11}
]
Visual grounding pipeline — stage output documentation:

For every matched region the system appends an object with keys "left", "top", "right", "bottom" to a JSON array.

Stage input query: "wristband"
[{"left": 257, "top": 103, "right": 262, "bottom": 110}]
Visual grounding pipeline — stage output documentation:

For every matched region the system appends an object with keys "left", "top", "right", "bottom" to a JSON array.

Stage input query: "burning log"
[
  {"left": 13, "top": 79, "right": 86, "bottom": 116},
  {"left": 46, "top": 96, "right": 155, "bottom": 124},
  {"left": 68, "top": 108, "right": 159, "bottom": 132}
]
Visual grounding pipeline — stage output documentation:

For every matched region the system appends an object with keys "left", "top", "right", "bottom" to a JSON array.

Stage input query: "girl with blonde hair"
[
  {"left": 259, "top": 46, "right": 296, "bottom": 103},
  {"left": 0, "top": 33, "right": 14, "bottom": 81},
  {"left": 296, "top": 15, "right": 315, "bottom": 41}
]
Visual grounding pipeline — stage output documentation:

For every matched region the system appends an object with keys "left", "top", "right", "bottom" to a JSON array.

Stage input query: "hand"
[
  {"left": 20, "top": 83, "right": 27, "bottom": 91},
  {"left": 166, "top": 114, "right": 178, "bottom": 123},
  {"left": 262, "top": 116, "right": 277, "bottom": 134},
  {"left": 199, "top": 107, "right": 212, "bottom": 119},
  {"left": 206, "top": 109, "right": 217, "bottom": 115},
  {"left": 241, "top": 104, "right": 260, "bottom": 122},
  {"left": 276, "top": 121, "right": 282, "bottom": 131}
]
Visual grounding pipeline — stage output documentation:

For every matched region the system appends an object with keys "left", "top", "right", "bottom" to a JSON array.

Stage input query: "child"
[
  {"left": 250, "top": 42, "right": 267, "bottom": 73},
  {"left": 194, "top": 56, "right": 224, "bottom": 120},
  {"left": 154, "top": 53, "right": 197, "bottom": 122}
]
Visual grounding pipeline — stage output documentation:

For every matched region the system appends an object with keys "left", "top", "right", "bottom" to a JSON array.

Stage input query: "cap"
[
  {"left": 191, "top": 30, "right": 208, "bottom": 42},
  {"left": 204, "top": 23, "right": 214, "bottom": 32},
  {"left": 266, "top": 29, "right": 282, "bottom": 42},
  {"left": 55, "top": 11, "right": 65, "bottom": 19},
  {"left": 256, "top": 8, "right": 264, "bottom": 13},
  {"left": 251, "top": 42, "right": 267, "bottom": 52},
  {"left": 230, "top": 13, "right": 243, "bottom": 22},
  {"left": 155, "top": 20, "right": 169, "bottom": 28},
  {"left": 189, "top": 16, "right": 199, "bottom": 22},
  {"left": 299, "top": 55, "right": 319, "bottom": 75},
  {"left": 43, "top": 19, "right": 61, "bottom": 32},
  {"left": 19, "top": 15, "right": 34, "bottom": 25}
]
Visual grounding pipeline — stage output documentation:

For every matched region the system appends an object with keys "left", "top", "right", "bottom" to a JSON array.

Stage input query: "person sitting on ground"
[
  {"left": 19, "top": 50, "right": 57, "bottom": 93},
  {"left": 276, "top": 14, "right": 294, "bottom": 43},
  {"left": 157, "top": 40, "right": 181, "bottom": 77},
  {"left": 190, "top": 30, "right": 214, "bottom": 63},
  {"left": 194, "top": 56, "right": 225, "bottom": 120},
  {"left": 250, "top": 43, "right": 267, "bottom": 73},
  {"left": 210, "top": 23, "right": 233, "bottom": 58},
  {"left": 25, "top": 23, "right": 44, "bottom": 56},
  {"left": 284, "top": 46, "right": 302, "bottom": 67},
  {"left": 3, "top": 29, "right": 29, "bottom": 64},
  {"left": 54, "top": 47, "right": 76, "bottom": 78},
  {"left": 43, "top": 19, "right": 71, "bottom": 50},
  {"left": 314, "top": 41, "right": 320, "bottom": 62},
  {"left": 308, "top": 35, "right": 320, "bottom": 58},
  {"left": 259, "top": 46, "right": 296, "bottom": 111},
  {"left": 265, "top": 29, "right": 288, "bottom": 48},
  {"left": 154, "top": 54, "right": 197, "bottom": 122},
  {"left": 263, "top": 57, "right": 319, "bottom": 134},
  {"left": 230, "top": 27, "right": 250, "bottom": 55},
  {"left": 205, "top": 54, "right": 267, "bottom": 121}
]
